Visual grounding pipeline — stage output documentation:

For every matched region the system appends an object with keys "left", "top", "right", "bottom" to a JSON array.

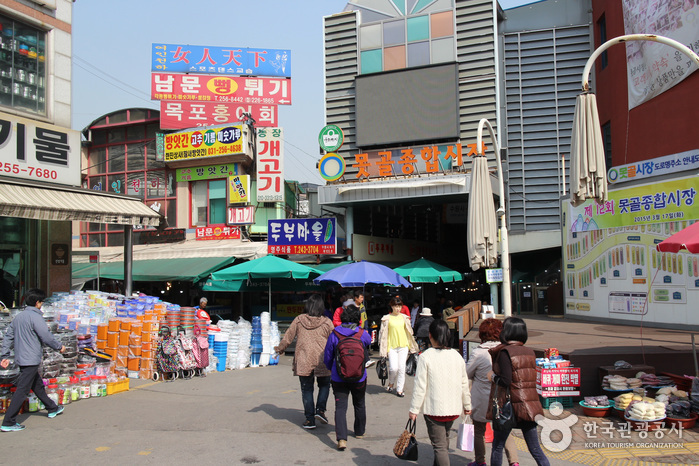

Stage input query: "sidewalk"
[{"left": 509, "top": 402, "right": 699, "bottom": 465}]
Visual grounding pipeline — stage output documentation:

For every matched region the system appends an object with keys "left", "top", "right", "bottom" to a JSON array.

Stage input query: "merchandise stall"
[{"left": 535, "top": 350, "right": 581, "bottom": 408}]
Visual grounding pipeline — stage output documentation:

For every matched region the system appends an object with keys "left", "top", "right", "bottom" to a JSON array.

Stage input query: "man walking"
[{"left": 1, "top": 289, "right": 66, "bottom": 432}]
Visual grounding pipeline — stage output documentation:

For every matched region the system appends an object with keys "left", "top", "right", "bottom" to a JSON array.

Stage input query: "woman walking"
[
  {"left": 409, "top": 320, "right": 472, "bottom": 465},
  {"left": 466, "top": 318, "right": 519, "bottom": 466},
  {"left": 274, "top": 294, "right": 334, "bottom": 429},
  {"left": 413, "top": 307, "right": 434, "bottom": 352},
  {"left": 379, "top": 297, "right": 418, "bottom": 397},
  {"left": 488, "top": 317, "right": 550, "bottom": 466},
  {"left": 324, "top": 305, "right": 372, "bottom": 451}
]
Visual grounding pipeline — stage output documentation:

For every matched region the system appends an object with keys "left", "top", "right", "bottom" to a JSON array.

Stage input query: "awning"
[
  {"left": 0, "top": 178, "right": 161, "bottom": 226},
  {"left": 72, "top": 257, "right": 237, "bottom": 282}
]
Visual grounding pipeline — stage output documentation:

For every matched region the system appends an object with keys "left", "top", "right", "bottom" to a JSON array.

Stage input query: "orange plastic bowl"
[
  {"left": 579, "top": 400, "right": 613, "bottom": 417},
  {"left": 666, "top": 413, "right": 698, "bottom": 430}
]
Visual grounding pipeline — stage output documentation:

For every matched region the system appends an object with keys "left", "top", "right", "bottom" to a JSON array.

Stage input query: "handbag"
[
  {"left": 491, "top": 383, "right": 517, "bottom": 431},
  {"left": 393, "top": 418, "right": 419, "bottom": 461},
  {"left": 405, "top": 352, "right": 418, "bottom": 377},
  {"left": 376, "top": 357, "right": 388, "bottom": 386},
  {"left": 456, "top": 416, "right": 475, "bottom": 451}
]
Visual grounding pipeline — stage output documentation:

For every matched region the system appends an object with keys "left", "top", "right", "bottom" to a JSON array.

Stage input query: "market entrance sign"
[{"left": 319, "top": 125, "right": 344, "bottom": 152}]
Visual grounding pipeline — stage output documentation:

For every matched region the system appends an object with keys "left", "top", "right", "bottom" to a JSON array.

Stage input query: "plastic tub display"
[{"left": 579, "top": 400, "right": 613, "bottom": 417}]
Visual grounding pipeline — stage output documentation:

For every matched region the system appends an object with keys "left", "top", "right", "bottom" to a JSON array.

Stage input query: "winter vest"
[{"left": 489, "top": 342, "right": 543, "bottom": 423}]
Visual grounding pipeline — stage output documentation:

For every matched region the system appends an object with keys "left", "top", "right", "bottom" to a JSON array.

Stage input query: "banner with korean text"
[
  {"left": 151, "top": 73, "right": 292, "bottom": 105},
  {"left": 622, "top": 0, "right": 699, "bottom": 109},
  {"left": 268, "top": 218, "right": 336, "bottom": 255},
  {"left": 163, "top": 124, "right": 246, "bottom": 162},
  {"left": 228, "top": 175, "right": 250, "bottom": 204},
  {"left": 256, "top": 127, "right": 284, "bottom": 202},
  {"left": 160, "top": 101, "right": 277, "bottom": 130}
]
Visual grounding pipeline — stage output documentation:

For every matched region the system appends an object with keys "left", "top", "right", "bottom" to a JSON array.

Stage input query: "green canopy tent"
[
  {"left": 204, "top": 255, "right": 323, "bottom": 313},
  {"left": 72, "top": 257, "right": 238, "bottom": 282},
  {"left": 393, "top": 257, "right": 463, "bottom": 308}
]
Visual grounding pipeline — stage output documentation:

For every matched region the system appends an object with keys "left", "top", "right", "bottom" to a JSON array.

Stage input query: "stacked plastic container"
[
  {"left": 213, "top": 330, "right": 228, "bottom": 372},
  {"left": 269, "top": 321, "right": 281, "bottom": 366},
  {"left": 259, "top": 312, "right": 271, "bottom": 366},
  {"left": 250, "top": 316, "right": 263, "bottom": 367},
  {"left": 236, "top": 318, "right": 252, "bottom": 370}
]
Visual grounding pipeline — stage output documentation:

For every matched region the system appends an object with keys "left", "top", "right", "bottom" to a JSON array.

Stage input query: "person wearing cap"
[
  {"left": 413, "top": 307, "right": 435, "bottom": 352},
  {"left": 1, "top": 288, "right": 66, "bottom": 432}
]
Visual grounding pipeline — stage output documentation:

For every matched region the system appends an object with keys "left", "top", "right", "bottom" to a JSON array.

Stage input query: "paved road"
[{"left": 1, "top": 355, "right": 591, "bottom": 465}]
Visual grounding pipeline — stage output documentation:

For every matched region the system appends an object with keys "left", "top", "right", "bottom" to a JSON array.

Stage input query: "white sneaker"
[{"left": 365, "top": 360, "right": 376, "bottom": 368}]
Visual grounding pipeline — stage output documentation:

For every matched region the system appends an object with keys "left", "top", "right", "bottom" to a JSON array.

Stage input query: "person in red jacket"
[{"left": 332, "top": 295, "right": 351, "bottom": 327}]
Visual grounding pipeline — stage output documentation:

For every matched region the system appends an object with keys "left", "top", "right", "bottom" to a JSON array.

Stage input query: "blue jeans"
[
  {"left": 491, "top": 421, "right": 550, "bottom": 466},
  {"left": 299, "top": 374, "right": 330, "bottom": 421}
]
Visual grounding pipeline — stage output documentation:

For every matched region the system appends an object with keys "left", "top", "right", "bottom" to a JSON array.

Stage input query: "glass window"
[
  {"left": 107, "top": 233, "right": 123, "bottom": 247},
  {"left": 360, "top": 24, "right": 382, "bottom": 50},
  {"left": 361, "top": 49, "right": 383, "bottom": 74},
  {"left": 431, "top": 38, "right": 454, "bottom": 63},
  {"left": 109, "top": 111, "right": 127, "bottom": 124},
  {"left": 126, "top": 125, "right": 143, "bottom": 141},
  {"left": 146, "top": 170, "right": 167, "bottom": 198},
  {"left": 192, "top": 181, "right": 208, "bottom": 227},
  {"left": 88, "top": 175, "right": 106, "bottom": 192},
  {"left": 107, "top": 145, "right": 125, "bottom": 173},
  {"left": 407, "top": 42, "right": 430, "bottom": 68},
  {"left": 126, "top": 172, "right": 145, "bottom": 199},
  {"left": 0, "top": 14, "right": 47, "bottom": 115},
  {"left": 126, "top": 143, "right": 145, "bottom": 171},
  {"left": 430, "top": 11, "right": 453, "bottom": 38},
  {"left": 191, "top": 179, "right": 226, "bottom": 226},
  {"left": 384, "top": 45, "right": 406, "bottom": 71},
  {"left": 89, "top": 147, "right": 106, "bottom": 175},
  {"left": 92, "top": 129, "right": 107, "bottom": 145},
  {"left": 146, "top": 123, "right": 158, "bottom": 140},
  {"left": 407, "top": 16, "right": 429, "bottom": 42},
  {"left": 129, "top": 109, "right": 147, "bottom": 122},
  {"left": 108, "top": 128, "right": 125, "bottom": 143},
  {"left": 107, "top": 174, "right": 124, "bottom": 194},
  {"left": 146, "top": 140, "right": 165, "bottom": 169},
  {"left": 383, "top": 19, "right": 405, "bottom": 47}
]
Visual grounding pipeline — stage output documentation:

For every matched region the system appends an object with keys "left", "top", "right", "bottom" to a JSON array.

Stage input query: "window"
[
  {"left": 192, "top": 179, "right": 227, "bottom": 227},
  {"left": 0, "top": 13, "right": 47, "bottom": 115},
  {"left": 598, "top": 15, "right": 608, "bottom": 70},
  {"left": 80, "top": 117, "right": 176, "bottom": 247},
  {"left": 601, "top": 121, "right": 612, "bottom": 170}
]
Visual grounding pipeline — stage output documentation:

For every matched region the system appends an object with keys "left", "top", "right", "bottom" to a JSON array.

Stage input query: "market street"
[{"left": 1, "top": 354, "right": 587, "bottom": 466}]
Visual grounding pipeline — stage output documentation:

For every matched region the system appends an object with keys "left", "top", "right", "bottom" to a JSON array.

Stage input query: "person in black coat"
[{"left": 413, "top": 307, "right": 435, "bottom": 352}]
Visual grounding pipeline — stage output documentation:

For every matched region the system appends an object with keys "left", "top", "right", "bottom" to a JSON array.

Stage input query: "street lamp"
[{"left": 477, "top": 118, "right": 511, "bottom": 317}]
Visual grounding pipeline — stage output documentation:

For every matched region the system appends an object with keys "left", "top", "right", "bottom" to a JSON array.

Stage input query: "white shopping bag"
[{"left": 456, "top": 417, "right": 475, "bottom": 451}]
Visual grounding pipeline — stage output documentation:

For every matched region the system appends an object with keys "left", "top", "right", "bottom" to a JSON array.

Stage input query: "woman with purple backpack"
[{"left": 324, "top": 305, "right": 372, "bottom": 451}]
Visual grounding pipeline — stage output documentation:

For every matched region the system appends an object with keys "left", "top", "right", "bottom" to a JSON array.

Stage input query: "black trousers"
[
  {"left": 3, "top": 365, "right": 58, "bottom": 426},
  {"left": 331, "top": 380, "right": 366, "bottom": 441}
]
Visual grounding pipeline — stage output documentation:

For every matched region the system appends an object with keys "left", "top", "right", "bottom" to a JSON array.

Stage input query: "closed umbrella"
[
  {"left": 313, "top": 260, "right": 412, "bottom": 288},
  {"left": 394, "top": 257, "right": 462, "bottom": 308},
  {"left": 467, "top": 155, "right": 498, "bottom": 271},
  {"left": 570, "top": 92, "right": 607, "bottom": 207},
  {"left": 207, "top": 255, "right": 322, "bottom": 313},
  {"left": 657, "top": 221, "right": 699, "bottom": 254}
]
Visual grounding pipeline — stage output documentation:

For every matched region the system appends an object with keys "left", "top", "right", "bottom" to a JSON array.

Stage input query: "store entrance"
[
  {"left": 516, "top": 282, "right": 535, "bottom": 314},
  {"left": 0, "top": 249, "right": 25, "bottom": 309}
]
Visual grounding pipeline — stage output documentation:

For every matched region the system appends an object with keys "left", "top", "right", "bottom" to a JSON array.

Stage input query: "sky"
[{"left": 71, "top": 0, "right": 537, "bottom": 185}]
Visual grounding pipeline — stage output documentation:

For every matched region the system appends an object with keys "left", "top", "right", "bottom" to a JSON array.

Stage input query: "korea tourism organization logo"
[{"left": 536, "top": 402, "right": 686, "bottom": 453}]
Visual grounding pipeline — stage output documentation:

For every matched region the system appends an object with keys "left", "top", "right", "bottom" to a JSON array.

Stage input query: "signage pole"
[{"left": 124, "top": 225, "right": 133, "bottom": 297}]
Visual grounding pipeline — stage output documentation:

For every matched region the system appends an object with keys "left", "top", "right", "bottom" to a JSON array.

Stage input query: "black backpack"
[{"left": 333, "top": 328, "right": 367, "bottom": 382}]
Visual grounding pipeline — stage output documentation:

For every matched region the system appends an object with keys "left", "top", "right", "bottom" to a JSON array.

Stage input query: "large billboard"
[
  {"left": 163, "top": 124, "right": 246, "bottom": 162},
  {"left": 268, "top": 218, "right": 337, "bottom": 255},
  {"left": 151, "top": 73, "right": 292, "bottom": 105},
  {"left": 0, "top": 112, "right": 81, "bottom": 187},
  {"left": 160, "top": 101, "right": 277, "bottom": 130},
  {"left": 256, "top": 127, "right": 284, "bottom": 202},
  {"left": 152, "top": 43, "right": 291, "bottom": 78}
]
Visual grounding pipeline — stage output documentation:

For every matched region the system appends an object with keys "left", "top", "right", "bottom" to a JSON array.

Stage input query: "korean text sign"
[
  {"left": 227, "top": 206, "right": 255, "bottom": 225},
  {"left": 607, "top": 149, "right": 699, "bottom": 185},
  {"left": 160, "top": 101, "right": 278, "bottom": 130},
  {"left": 228, "top": 175, "right": 250, "bottom": 204},
  {"left": 0, "top": 112, "right": 81, "bottom": 186},
  {"left": 164, "top": 125, "right": 245, "bottom": 162},
  {"left": 256, "top": 127, "right": 284, "bottom": 202},
  {"left": 268, "top": 218, "right": 337, "bottom": 255},
  {"left": 151, "top": 73, "right": 292, "bottom": 105},
  {"left": 175, "top": 163, "right": 237, "bottom": 182},
  {"left": 568, "top": 176, "right": 698, "bottom": 232},
  {"left": 152, "top": 44, "right": 291, "bottom": 78},
  {"left": 195, "top": 226, "right": 241, "bottom": 240}
]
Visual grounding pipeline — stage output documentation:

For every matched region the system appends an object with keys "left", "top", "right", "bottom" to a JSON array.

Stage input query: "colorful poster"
[
  {"left": 175, "top": 164, "right": 237, "bottom": 182},
  {"left": 0, "top": 112, "right": 81, "bottom": 187},
  {"left": 163, "top": 124, "right": 246, "bottom": 162},
  {"left": 195, "top": 226, "right": 241, "bottom": 240},
  {"left": 607, "top": 149, "right": 699, "bottom": 184},
  {"left": 268, "top": 218, "right": 337, "bottom": 255},
  {"left": 567, "top": 176, "right": 698, "bottom": 231},
  {"left": 622, "top": 0, "right": 699, "bottom": 109},
  {"left": 228, "top": 175, "right": 250, "bottom": 204},
  {"left": 160, "top": 101, "right": 277, "bottom": 130},
  {"left": 256, "top": 127, "right": 284, "bottom": 202},
  {"left": 152, "top": 44, "right": 291, "bottom": 78},
  {"left": 151, "top": 73, "right": 292, "bottom": 105}
]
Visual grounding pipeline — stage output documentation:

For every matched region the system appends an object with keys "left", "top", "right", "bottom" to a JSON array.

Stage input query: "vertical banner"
[
  {"left": 256, "top": 127, "right": 284, "bottom": 202},
  {"left": 622, "top": 0, "right": 699, "bottom": 109}
]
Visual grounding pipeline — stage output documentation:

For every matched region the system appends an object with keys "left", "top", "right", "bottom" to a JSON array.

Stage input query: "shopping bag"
[
  {"left": 393, "top": 418, "right": 418, "bottom": 461},
  {"left": 456, "top": 417, "right": 475, "bottom": 451}
]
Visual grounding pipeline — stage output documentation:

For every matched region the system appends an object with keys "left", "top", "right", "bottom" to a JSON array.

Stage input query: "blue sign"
[
  {"left": 152, "top": 43, "right": 291, "bottom": 78},
  {"left": 268, "top": 218, "right": 337, "bottom": 255}
]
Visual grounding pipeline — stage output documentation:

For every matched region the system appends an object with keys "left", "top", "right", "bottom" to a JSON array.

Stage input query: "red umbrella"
[{"left": 656, "top": 222, "right": 699, "bottom": 254}]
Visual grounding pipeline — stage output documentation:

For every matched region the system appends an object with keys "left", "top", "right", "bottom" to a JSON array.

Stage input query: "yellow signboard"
[
  {"left": 276, "top": 303, "right": 305, "bottom": 318},
  {"left": 228, "top": 175, "right": 250, "bottom": 204},
  {"left": 163, "top": 124, "right": 245, "bottom": 162}
]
